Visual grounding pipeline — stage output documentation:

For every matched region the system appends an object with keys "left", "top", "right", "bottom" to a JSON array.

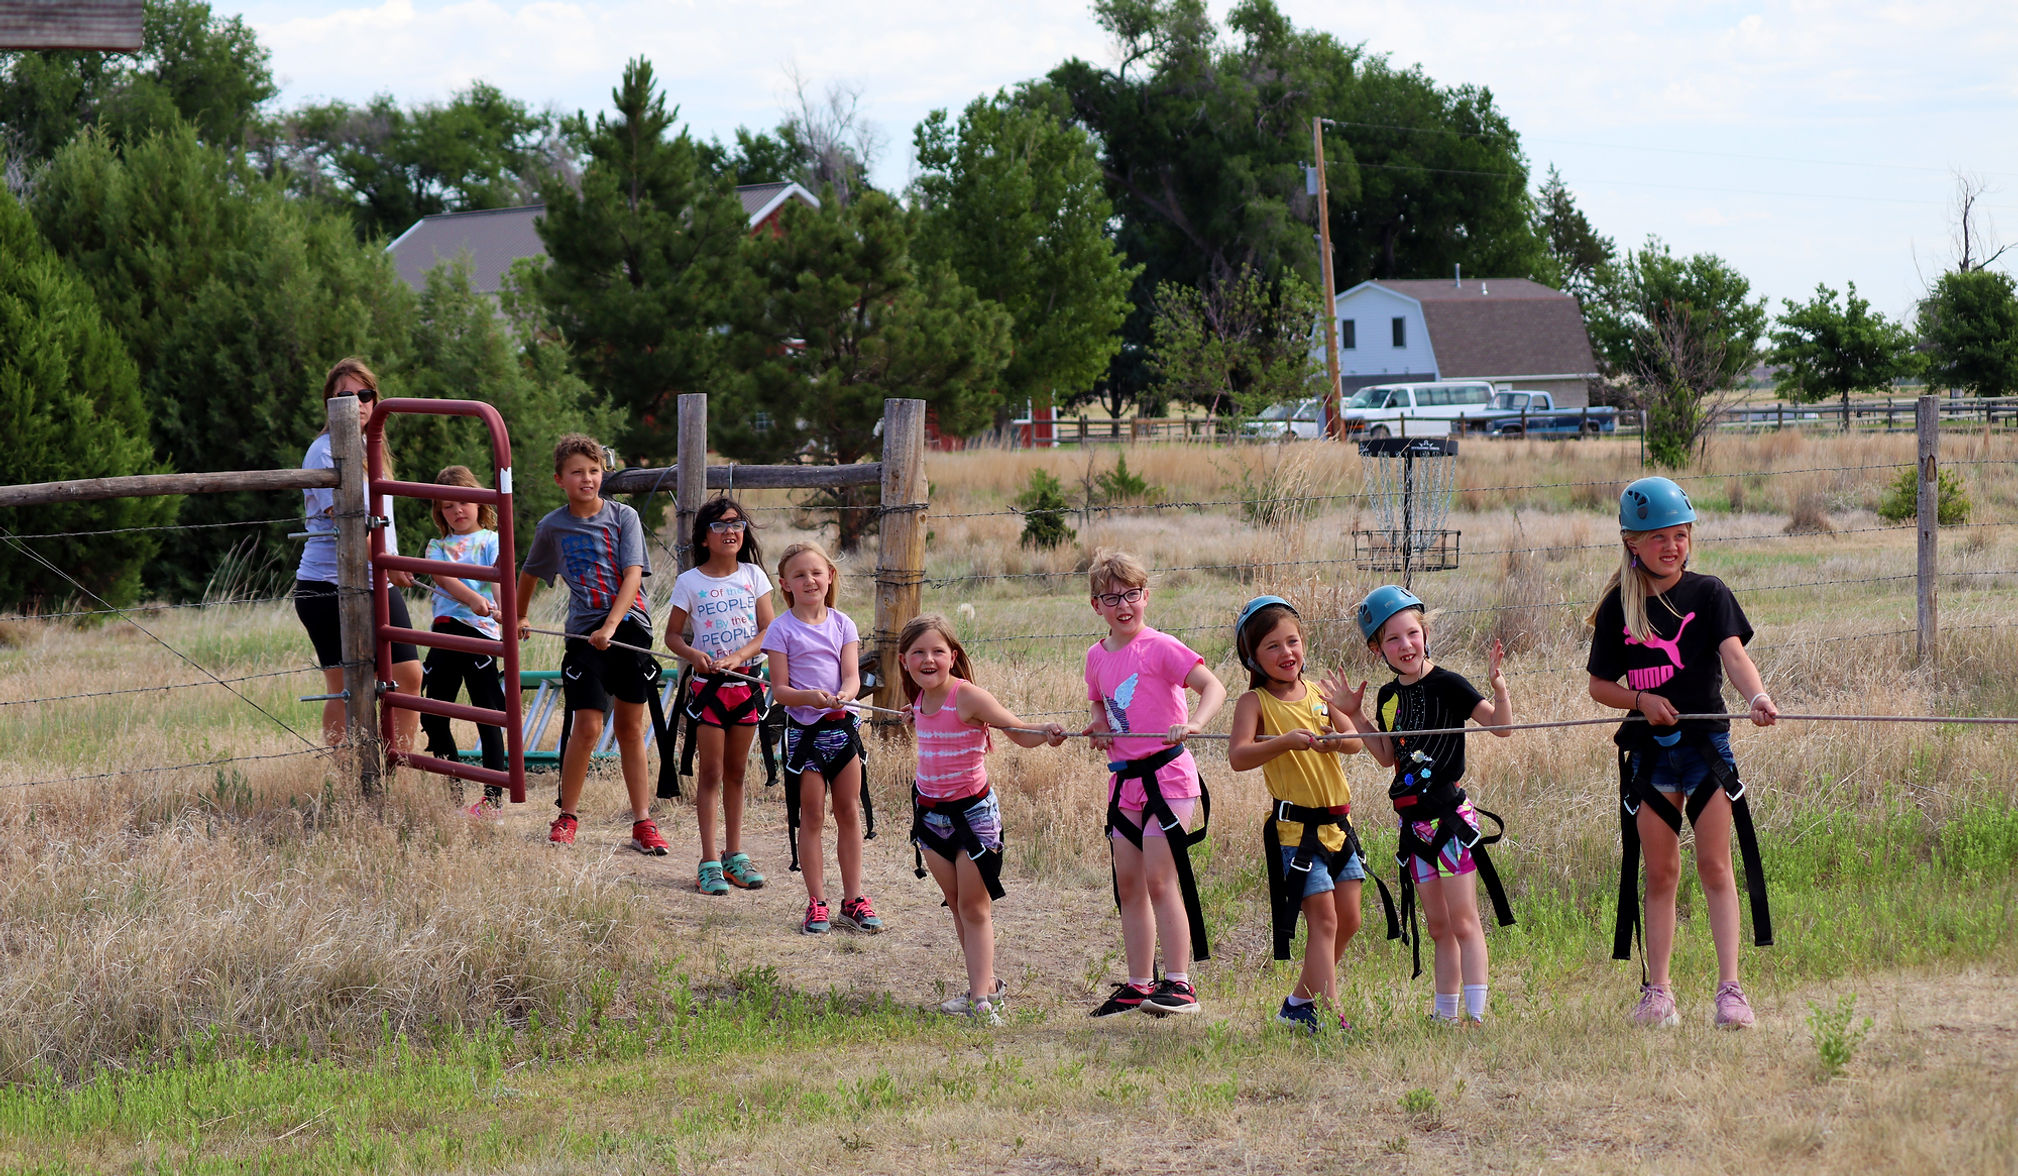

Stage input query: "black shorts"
[
  {"left": 294, "top": 579, "right": 419, "bottom": 667},
  {"left": 561, "top": 616, "right": 660, "bottom": 709}
]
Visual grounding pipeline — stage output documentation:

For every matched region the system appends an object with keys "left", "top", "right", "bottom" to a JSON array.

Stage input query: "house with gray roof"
[
  {"left": 386, "top": 181, "right": 821, "bottom": 296},
  {"left": 1329, "top": 275, "right": 1600, "bottom": 407}
]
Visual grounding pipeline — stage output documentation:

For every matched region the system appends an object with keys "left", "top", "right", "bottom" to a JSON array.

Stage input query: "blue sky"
[{"left": 239, "top": 1, "right": 2018, "bottom": 321}]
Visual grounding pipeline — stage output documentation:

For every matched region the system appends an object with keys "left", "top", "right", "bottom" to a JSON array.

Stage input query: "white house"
[{"left": 1327, "top": 275, "right": 1601, "bottom": 408}]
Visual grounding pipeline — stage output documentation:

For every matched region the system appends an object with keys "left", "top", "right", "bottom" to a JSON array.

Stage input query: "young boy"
[
  {"left": 516, "top": 434, "right": 669, "bottom": 855},
  {"left": 1082, "top": 549, "right": 1227, "bottom": 1019}
]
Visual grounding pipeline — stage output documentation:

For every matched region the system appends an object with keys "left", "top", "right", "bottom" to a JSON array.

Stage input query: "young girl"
[
  {"left": 762, "top": 542, "right": 880, "bottom": 935},
  {"left": 898, "top": 614, "right": 1066, "bottom": 1023},
  {"left": 1082, "top": 549, "right": 1226, "bottom": 1019},
  {"left": 1587, "top": 476, "right": 1776, "bottom": 1030},
  {"left": 420, "top": 465, "right": 508, "bottom": 811},
  {"left": 665, "top": 498, "right": 774, "bottom": 896},
  {"left": 1227, "top": 595, "right": 1390, "bottom": 1034},
  {"left": 1343, "top": 585, "right": 1513, "bottom": 1026}
]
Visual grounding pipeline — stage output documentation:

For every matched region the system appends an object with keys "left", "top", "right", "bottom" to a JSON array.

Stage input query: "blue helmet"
[
  {"left": 1234, "top": 595, "right": 1298, "bottom": 672},
  {"left": 1356, "top": 585, "right": 1423, "bottom": 643},
  {"left": 1619, "top": 477, "right": 1696, "bottom": 531}
]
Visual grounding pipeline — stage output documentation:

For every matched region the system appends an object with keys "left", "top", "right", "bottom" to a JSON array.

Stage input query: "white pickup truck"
[{"left": 1336, "top": 380, "right": 1494, "bottom": 438}]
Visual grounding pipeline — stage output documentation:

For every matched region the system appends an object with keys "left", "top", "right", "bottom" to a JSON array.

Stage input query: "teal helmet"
[
  {"left": 1356, "top": 585, "right": 1423, "bottom": 643},
  {"left": 1619, "top": 477, "right": 1695, "bottom": 531},
  {"left": 1234, "top": 595, "right": 1298, "bottom": 672}
]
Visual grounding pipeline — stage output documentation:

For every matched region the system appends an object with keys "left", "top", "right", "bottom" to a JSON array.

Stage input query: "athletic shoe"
[
  {"left": 801, "top": 899, "right": 830, "bottom": 935},
  {"left": 465, "top": 799, "right": 503, "bottom": 820},
  {"left": 943, "top": 977, "right": 1006, "bottom": 1015},
  {"left": 970, "top": 996, "right": 1005, "bottom": 1027},
  {"left": 836, "top": 896, "right": 884, "bottom": 934},
  {"left": 1632, "top": 983, "right": 1680, "bottom": 1028},
  {"left": 628, "top": 819, "right": 670, "bottom": 856},
  {"left": 1089, "top": 982, "right": 1155, "bottom": 1018},
  {"left": 1713, "top": 982, "right": 1756, "bottom": 1029},
  {"left": 548, "top": 813, "right": 578, "bottom": 846},
  {"left": 721, "top": 851, "right": 765, "bottom": 890},
  {"left": 1274, "top": 998, "right": 1320, "bottom": 1035},
  {"left": 695, "top": 860, "right": 729, "bottom": 896},
  {"left": 1142, "top": 978, "right": 1200, "bottom": 1017},
  {"left": 1337, "top": 1013, "right": 1355, "bottom": 1033}
]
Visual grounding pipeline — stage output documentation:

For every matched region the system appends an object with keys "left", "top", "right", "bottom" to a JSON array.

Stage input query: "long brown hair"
[
  {"left": 319, "top": 356, "right": 393, "bottom": 477},
  {"left": 897, "top": 613, "right": 976, "bottom": 705},
  {"left": 430, "top": 465, "right": 498, "bottom": 536}
]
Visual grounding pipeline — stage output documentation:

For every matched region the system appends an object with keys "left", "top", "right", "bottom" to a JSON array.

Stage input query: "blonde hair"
[
  {"left": 430, "top": 465, "right": 498, "bottom": 536},
  {"left": 776, "top": 542, "right": 839, "bottom": 607},
  {"left": 1586, "top": 526, "right": 1692, "bottom": 644},
  {"left": 1086, "top": 547, "right": 1149, "bottom": 596},
  {"left": 896, "top": 614, "right": 976, "bottom": 704}
]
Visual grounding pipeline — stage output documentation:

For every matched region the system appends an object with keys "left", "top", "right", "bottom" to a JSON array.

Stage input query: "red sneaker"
[
  {"left": 628, "top": 818, "right": 670, "bottom": 856},
  {"left": 548, "top": 812, "right": 578, "bottom": 846}
]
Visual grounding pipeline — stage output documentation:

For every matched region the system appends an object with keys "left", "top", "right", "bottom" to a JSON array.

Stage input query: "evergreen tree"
[
  {"left": 1921, "top": 268, "right": 2018, "bottom": 397},
  {"left": 1536, "top": 165, "right": 1613, "bottom": 304},
  {"left": 528, "top": 57, "right": 746, "bottom": 461},
  {"left": 0, "top": 188, "right": 173, "bottom": 612}
]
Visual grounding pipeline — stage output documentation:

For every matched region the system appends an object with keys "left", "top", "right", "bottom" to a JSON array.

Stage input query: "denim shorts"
[
  {"left": 1278, "top": 845, "right": 1365, "bottom": 899},
  {"left": 1631, "top": 731, "right": 1737, "bottom": 796}
]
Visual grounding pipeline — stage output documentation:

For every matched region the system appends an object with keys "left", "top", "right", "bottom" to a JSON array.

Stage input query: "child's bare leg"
[
  {"left": 953, "top": 854, "right": 996, "bottom": 998},
  {"left": 696, "top": 724, "right": 726, "bottom": 860},
  {"left": 1110, "top": 836, "right": 1157, "bottom": 981},
  {"left": 1332, "top": 878, "right": 1364, "bottom": 962},
  {"left": 388, "top": 660, "right": 423, "bottom": 751},
  {"left": 559, "top": 709, "right": 604, "bottom": 815},
  {"left": 1441, "top": 870, "right": 1489, "bottom": 987},
  {"left": 1637, "top": 804, "right": 1685, "bottom": 987},
  {"left": 830, "top": 759, "right": 865, "bottom": 902},
  {"left": 613, "top": 699, "right": 650, "bottom": 821},
  {"left": 1296, "top": 892, "right": 1338, "bottom": 1003},
  {"left": 924, "top": 847, "right": 966, "bottom": 944},
  {"left": 1419, "top": 874, "right": 1460, "bottom": 998},
  {"left": 1141, "top": 833, "right": 1191, "bottom": 976},
  {"left": 720, "top": 724, "right": 756, "bottom": 857},
  {"left": 1690, "top": 790, "right": 1743, "bottom": 985},
  {"left": 798, "top": 771, "right": 828, "bottom": 900}
]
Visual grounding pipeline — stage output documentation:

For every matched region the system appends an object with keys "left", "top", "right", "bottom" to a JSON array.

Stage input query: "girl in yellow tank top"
[{"left": 1228, "top": 596, "right": 1373, "bottom": 1034}]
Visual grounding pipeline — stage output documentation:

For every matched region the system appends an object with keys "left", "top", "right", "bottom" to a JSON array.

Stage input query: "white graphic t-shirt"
[{"left": 668, "top": 562, "right": 773, "bottom": 663}]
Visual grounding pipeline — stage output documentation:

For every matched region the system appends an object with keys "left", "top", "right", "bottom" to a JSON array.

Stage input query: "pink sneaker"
[
  {"left": 1713, "top": 982, "right": 1755, "bottom": 1029},
  {"left": 1632, "top": 983, "right": 1679, "bottom": 1028}
]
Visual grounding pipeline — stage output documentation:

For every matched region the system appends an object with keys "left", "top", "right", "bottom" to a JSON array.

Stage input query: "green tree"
[
  {"left": 912, "top": 89, "right": 1137, "bottom": 413},
  {"left": 1768, "top": 282, "right": 1923, "bottom": 422},
  {"left": 0, "top": 0, "right": 273, "bottom": 163},
  {"left": 33, "top": 125, "right": 414, "bottom": 598},
  {"left": 526, "top": 57, "right": 746, "bottom": 461},
  {"left": 1149, "top": 265, "right": 1322, "bottom": 417},
  {"left": 713, "top": 191, "right": 1010, "bottom": 550},
  {"left": 0, "top": 188, "right": 173, "bottom": 612},
  {"left": 1920, "top": 268, "right": 2018, "bottom": 397},
  {"left": 1535, "top": 164, "right": 1613, "bottom": 304}
]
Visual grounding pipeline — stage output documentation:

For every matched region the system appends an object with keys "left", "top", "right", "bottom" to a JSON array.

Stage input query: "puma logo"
[{"left": 1624, "top": 611, "right": 1695, "bottom": 691}]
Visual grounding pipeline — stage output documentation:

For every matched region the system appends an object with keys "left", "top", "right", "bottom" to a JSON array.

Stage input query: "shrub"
[
  {"left": 1094, "top": 452, "right": 1159, "bottom": 504},
  {"left": 1015, "top": 468, "right": 1075, "bottom": 549},
  {"left": 1807, "top": 994, "right": 1873, "bottom": 1080},
  {"left": 1877, "top": 466, "right": 1969, "bottom": 525}
]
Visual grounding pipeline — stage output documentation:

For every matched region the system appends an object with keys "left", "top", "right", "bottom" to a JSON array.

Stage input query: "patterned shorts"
[
  {"left": 919, "top": 790, "right": 1003, "bottom": 853},
  {"left": 783, "top": 719, "right": 859, "bottom": 780},
  {"left": 1403, "top": 801, "right": 1481, "bottom": 885}
]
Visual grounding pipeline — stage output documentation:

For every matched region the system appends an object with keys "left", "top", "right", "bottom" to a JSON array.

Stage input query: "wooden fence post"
[
  {"left": 328, "top": 394, "right": 382, "bottom": 798},
  {"left": 874, "top": 399, "right": 927, "bottom": 718},
  {"left": 1916, "top": 394, "right": 1939, "bottom": 666},
  {"left": 674, "top": 393, "right": 707, "bottom": 572}
]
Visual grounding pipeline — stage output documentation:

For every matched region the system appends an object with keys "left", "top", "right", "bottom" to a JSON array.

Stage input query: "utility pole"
[{"left": 1314, "top": 117, "right": 1344, "bottom": 439}]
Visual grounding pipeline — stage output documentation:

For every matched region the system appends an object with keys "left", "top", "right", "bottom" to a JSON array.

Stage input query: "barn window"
[
  {"left": 1392, "top": 317, "right": 1407, "bottom": 348},
  {"left": 1341, "top": 319, "right": 1356, "bottom": 349}
]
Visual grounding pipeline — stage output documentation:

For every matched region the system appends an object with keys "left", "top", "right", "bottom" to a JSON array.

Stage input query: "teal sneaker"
[
  {"left": 722, "top": 851, "right": 765, "bottom": 890},
  {"left": 695, "top": 860, "right": 729, "bottom": 896}
]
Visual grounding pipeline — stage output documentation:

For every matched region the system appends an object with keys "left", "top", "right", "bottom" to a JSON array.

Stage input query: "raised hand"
[{"left": 1488, "top": 638, "right": 1506, "bottom": 688}]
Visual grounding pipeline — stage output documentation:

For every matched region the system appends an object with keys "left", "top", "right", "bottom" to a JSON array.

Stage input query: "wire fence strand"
[{"left": 1, "top": 749, "right": 330, "bottom": 791}]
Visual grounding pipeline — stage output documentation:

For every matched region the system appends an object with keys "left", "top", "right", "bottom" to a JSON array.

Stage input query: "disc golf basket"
[{"left": 1353, "top": 437, "right": 1461, "bottom": 584}]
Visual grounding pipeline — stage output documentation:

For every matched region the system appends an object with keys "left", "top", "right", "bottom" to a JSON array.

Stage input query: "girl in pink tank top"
[{"left": 899, "top": 615, "right": 1066, "bottom": 1023}]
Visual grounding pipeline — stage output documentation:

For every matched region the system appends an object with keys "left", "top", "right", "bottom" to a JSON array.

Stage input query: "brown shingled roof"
[{"left": 1379, "top": 277, "right": 1597, "bottom": 379}]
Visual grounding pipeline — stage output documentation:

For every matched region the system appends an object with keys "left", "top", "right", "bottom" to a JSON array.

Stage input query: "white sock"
[
  {"left": 1464, "top": 984, "right": 1489, "bottom": 1020},
  {"left": 1433, "top": 992, "right": 1461, "bottom": 1020},
  {"left": 1286, "top": 994, "right": 1314, "bottom": 1008},
  {"left": 1129, "top": 976, "right": 1154, "bottom": 990},
  {"left": 1165, "top": 972, "right": 1188, "bottom": 985}
]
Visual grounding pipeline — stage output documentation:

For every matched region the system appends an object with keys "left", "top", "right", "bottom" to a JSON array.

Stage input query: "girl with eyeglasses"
[{"left": 665, "top": 497, "right": 775, "bottom": 896}]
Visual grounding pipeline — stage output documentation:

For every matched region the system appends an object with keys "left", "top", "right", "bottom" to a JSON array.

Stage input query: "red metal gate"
[{"left": 364, "top": 399, "right": 525, "bottom": 802}]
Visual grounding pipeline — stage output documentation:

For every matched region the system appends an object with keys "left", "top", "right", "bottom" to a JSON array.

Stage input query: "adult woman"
[{"left": 293, "top": 357, "right": 424, "bottom": 750}]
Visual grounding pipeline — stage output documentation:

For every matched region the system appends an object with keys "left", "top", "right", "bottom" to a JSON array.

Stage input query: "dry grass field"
[{"left": 1, "top": 432, "right": 2014, "bottom": 1173}]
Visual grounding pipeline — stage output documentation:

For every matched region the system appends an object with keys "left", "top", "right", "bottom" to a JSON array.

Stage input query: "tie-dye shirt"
[
  {"left": 1586, "top": 571, "right": 1752, "bottom": 743},
  {"left": 1084, "top": 627, "right": 1205, "bottom": 807}
]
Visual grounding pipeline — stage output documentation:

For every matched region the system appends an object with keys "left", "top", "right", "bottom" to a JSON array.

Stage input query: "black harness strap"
[
  {"left": 911, "top": 784, "right": 1006, "bottom": 901},
  {"left": 1103, "top": 745, "right": 1213, "bottom": 962},
  {"left": 1262, "top": 799, "right": 1401, "bottom": 962},
  {"left": 1613, "top": 733, "right": 1774, "bottom": 979},
  {"left": 554, "top": 657, "right": 678, "bottom": 804},
  {"left": 675, "top": 665, "right": 772, "bottom": 785},
  {"left": 782, "top": 713, "right": 874, "bottom": 873},
  {"left": 1389, "top": 756, "right": 1515, "bottom": 979}
]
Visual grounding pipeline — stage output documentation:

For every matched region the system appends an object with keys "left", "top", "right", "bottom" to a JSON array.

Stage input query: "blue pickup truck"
[{"left": 1458, "top": 390, "right": 1617, "bottom": 437}]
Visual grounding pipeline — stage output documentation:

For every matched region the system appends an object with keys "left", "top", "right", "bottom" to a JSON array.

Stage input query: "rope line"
[
  {"left": 522, "top": 626, "right": 914, "bottom": 719},
  {"left": 0, "top": 593, "right": 298, "bottom": 623},
  {"left": 5, "top": 516, "right": 300, "bottom": 541}
]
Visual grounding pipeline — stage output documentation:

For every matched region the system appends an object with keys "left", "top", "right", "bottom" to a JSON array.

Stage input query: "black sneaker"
[
  {"left": 1141, "top": 978, "right": 1199, "bottom": 1017},
  {"left": 1088, "top": 982, "right": 1154, "bottom": 1018}
]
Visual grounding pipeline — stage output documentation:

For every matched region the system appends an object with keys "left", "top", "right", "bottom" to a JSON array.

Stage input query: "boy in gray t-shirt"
[{"left": 516, "top": 434, "right": 668, "bottom": 856}]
